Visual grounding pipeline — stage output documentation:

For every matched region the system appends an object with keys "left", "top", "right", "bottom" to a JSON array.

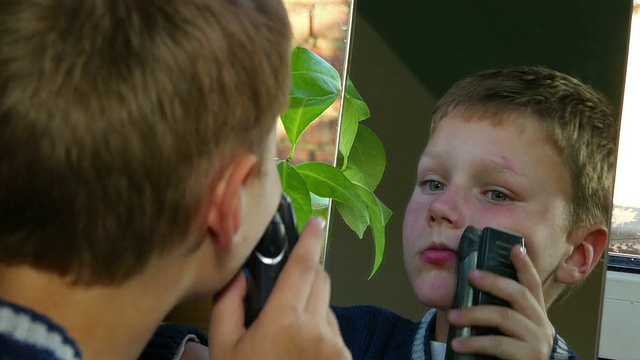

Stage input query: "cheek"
[
  {"left": 402, "top": 196, "right": 428, "bottom": 243},
  {"left": 252, "top": 168, "right": 282, "bottom": 244},
  {"left": 534, "top": 228, "right": 570, "bottom": 279},
  {"left": 266, "top": 167, "right": 282, "bottom": 211},
  {"left": 506, "top": 220, "right": 569, "bottom": 279},
  {"left": 528, "top": 204, "right": 571, "bottom": 271}
]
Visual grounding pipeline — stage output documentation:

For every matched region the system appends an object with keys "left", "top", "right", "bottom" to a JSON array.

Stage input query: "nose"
[{"left": 427, "top": 185, "right": 465, "bottom": 229}]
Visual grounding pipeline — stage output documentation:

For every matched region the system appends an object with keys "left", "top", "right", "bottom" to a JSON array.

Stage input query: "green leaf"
[
  {"left": 353, "top": 186, "right": 392, "bottom": 278},
  {"left": 294, "top": 162, "right": 369, "bottom": 223},
  {"left": 335, "top": 201, "right": 369, "bottom": 238},
  {"left": 278, "top": 161, "right": 312, "bottom": 232},
  {"left": 291, "top": 47, "right": 341, "bottom": 87},
  {"left": 339, "top": 79, "right": 371, "bottom": 162},
  {"left": 338, "top": 95, "right": 359, "bottom": 162},
  {"left": 281, "top": 96, "right": 338, "bottom": 148},
  {"left": 281, "top": 47, "right": 341, "bottom": 147},
  {"left": 377, "top": 196, "right": 393, "bottom": 226},
  {"left": 335, "top": 183, "right": 392, "bottom": 277},
  {"left": 342, "top": 125, "right": 386, "bottom": 191},
  {"left": 345, "top": 78, "right": 370, "bottom": 121},
  {"left": 310, "top": 193, "right": 331, "bottom": 217}
]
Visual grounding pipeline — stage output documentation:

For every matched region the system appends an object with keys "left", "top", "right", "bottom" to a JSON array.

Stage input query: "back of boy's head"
[
  {"left": 430, "top": 66, "right": 617, "bottom": 234},
  {"left": 0, "top": 0, "right": 292, "bottom": 285}
]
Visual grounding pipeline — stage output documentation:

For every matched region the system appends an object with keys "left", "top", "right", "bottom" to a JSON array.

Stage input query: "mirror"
[
  {"left": 599, "top": 2, "right": 640, "bottom": 359},
  {"left": 325, "top": 1, "right": 633, "bottom": 359}
]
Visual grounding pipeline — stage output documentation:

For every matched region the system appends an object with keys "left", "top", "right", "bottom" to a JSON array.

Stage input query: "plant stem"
[{"left": 287, "top": 142, "right": 297, "bottom": 162}]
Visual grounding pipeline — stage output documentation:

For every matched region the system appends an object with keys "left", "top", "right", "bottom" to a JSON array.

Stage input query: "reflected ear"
[
  {"left": 206, "top": 153, "right": 259, "bottom": 253},
  {"left": 555, "top": 225, "right": 608, "bottom": 285}
]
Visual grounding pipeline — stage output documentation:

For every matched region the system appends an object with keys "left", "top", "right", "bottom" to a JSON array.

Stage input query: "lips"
[{"left": 420, "top": 243, "right": 457, "bottom": 265}]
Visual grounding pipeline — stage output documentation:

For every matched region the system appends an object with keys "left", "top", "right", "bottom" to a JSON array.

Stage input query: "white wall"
[{"left": 599, "top": 271, "right": 640, "bottom": 360}]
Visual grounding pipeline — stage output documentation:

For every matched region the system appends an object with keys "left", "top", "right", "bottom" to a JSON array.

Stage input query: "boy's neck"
[
  {"left": 434, "top": 309, "right": 450, "bottom": 343},
  {"left": 0, "top": 262, "right": 193, "bottom": 360}
]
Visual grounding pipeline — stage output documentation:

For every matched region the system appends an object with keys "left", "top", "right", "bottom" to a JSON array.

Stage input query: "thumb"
[{"left": 210, "top": 271, "right": 247, "bottom": 353}]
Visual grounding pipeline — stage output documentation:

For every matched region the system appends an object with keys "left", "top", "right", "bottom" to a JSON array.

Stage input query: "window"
[{"left": 608, "top": 1, "right": 640, "bottom": 272}]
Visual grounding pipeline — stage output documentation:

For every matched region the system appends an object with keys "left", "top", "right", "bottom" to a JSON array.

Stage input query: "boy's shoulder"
[
  {"left": 331, "top": 305, "right": 581, "bottom": 360},
  {"left": 0, "top": 298, "right": 82, "bottom": 360},
  {"left": 551, "top": 333, "right": 582, "bottom": 360},
  {"left": 139, "top": 322, "right": 209, "bottom": 360},
  {"left": 331, "top": 305, "right": 418, "bottom": 360}
]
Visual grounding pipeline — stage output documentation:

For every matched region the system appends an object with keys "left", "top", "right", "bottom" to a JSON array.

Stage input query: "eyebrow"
[
  {"left": 469, "top": 157, "right": 523, "bottom": 180},
  {"left": 421, "top": 149, "right": 521, "bottom": 176}
]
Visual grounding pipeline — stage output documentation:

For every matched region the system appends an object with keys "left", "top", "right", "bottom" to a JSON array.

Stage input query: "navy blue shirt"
[
  {"left": 333, "top": 305, "right": 580, "bottom": 360},
  {"left": 0, "top": 298, "right": 82, "bottom": 360}
]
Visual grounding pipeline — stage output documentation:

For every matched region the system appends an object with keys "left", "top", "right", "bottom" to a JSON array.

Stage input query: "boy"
[
  {"left": 0, "top": 1, "right": 350, "bottom": 359},
  {"left": 335, "top": 66, "right": 616, "bottom": 359}
]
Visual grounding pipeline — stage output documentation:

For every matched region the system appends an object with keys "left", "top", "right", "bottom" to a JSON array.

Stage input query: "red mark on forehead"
[{"left": 500, "top": 156, "right": 519, "bottom": 174}]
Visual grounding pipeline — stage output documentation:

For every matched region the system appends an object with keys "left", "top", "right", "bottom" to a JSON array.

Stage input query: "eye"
[
  {"left": 420, "top": 179, "right": 446, "bottom": 192},
  {"left": 487, "top": 190, "right": 511, "bottom": 202}
]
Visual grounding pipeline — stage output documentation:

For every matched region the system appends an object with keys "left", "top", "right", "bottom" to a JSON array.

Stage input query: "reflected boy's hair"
[
  {"left": 0, "top": 0, "right": 292, "bottom": 285},
  {"left": 431, "top": 66, "right": 617, "bottom": 233}
]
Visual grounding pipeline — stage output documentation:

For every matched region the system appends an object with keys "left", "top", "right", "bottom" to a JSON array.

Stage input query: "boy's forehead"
[
  {"left": 430, "top": 109, "right": 552, "bottom": 143},
  {"left": 436, "top": 107, "right": 534, "bottom": 126},
  {"left": 420, "top": 140, "right": 522, "bottom": 176},
  {"left": 423, "top": 112, "right": 561, "bottom": 170},
  {"left": 420, "top": 113, "right": 574, "bottom": 208}
]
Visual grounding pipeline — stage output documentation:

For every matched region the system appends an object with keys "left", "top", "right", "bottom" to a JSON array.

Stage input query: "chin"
[
  {"left": 410, "top": 271, "right": 456, "bottom": 308},
  {"left": 415, "top": 291, "right": 455, "bottom": 310}
]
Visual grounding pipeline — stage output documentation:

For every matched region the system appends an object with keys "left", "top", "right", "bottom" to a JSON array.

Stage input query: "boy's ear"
[
  {"left": 555, "top": 225, "right": 608, "bottom": 285},
  {"left": 206, "top": 153, "right": 259, "bottom": 253}
]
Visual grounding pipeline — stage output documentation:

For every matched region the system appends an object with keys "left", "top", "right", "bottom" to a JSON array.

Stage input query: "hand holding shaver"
[{"left": 445, "top": 226, "right": 526, "bottom": 360}]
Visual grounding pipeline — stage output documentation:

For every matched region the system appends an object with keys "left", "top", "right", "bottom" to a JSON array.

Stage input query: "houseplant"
[{"left": 278, "top": 46, "right": 391, "bottom": 277}]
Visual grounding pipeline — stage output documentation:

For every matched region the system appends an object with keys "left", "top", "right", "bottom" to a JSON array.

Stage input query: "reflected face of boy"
[{"left": 402, "top": 112, "right": 574, "bottom": 309}]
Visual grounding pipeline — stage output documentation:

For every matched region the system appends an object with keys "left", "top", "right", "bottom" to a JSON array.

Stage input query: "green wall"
[{"left": 325, "top": 1, "right": 633, "bottom": 359}]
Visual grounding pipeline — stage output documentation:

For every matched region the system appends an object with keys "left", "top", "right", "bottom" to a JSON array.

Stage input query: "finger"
[
  {"left": 267, "top": 216, "right": 326, "bottom": 311},
  {"left": 450, "top": 334, "right": 521, "bottom": 360},
  {"left": 511, "top": 245, "right": 545, "bottom": 309},
  {"left": 327, "top": 308, "right": 342, "bottom": 333},
  {"left": 467, "top": 268, "right": 546, "bottom": 326},
  {"left": 451, "top": 331, "right": 551, "bottom": 360},
  {"left": 326, "top": 310, "right": 350, "bottom": 357},
  {"left": 209, "top": 272, "right": 247, "bottom": 353},
  {"left": 305, "top": 267, "right": 332, "bottom": 316},
  {"left": 449, "top": 305, "right": 539, "bottom": 341}
]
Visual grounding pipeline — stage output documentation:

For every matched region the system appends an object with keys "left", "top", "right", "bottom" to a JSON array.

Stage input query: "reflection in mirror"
[
  {"left": 599, "top": 2, "right": 640, "bottom": 359},
  {"left": 325, "top": 2, "right": 632, "bottom": 360}
]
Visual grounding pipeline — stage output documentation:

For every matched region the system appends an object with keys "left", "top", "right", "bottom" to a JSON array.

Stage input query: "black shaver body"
[
  {"left": 243, "top": 194, "right": 299, "bottom": 327},
  {"left": 445, "top": 226, "right": 525, "bottom": 360}
]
